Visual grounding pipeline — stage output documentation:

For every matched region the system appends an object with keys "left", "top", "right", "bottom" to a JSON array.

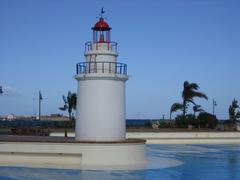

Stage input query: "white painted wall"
[
  {"left": 76, "top": 37, "right": 128, "bottom": 141},
  {"left": 126, "top": 132, "right": 240, "bottom": 139},
  {"left": 126, "top": 132, "right": 240, "bottom": 144},
  {"left": 0, "top": 142, "right": 146, "bottom": 170},
  {"left": 51, "top": 132, "right": 240, "bottom": 144},
  {"left": 85, "top": 42, "right": 118, "bottom": 62},
  {"left": 75, "top": 79, "right": 127, "bottom": 141}
]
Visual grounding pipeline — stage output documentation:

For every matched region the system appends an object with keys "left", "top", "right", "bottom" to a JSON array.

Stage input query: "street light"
[
  {"left": 213, "top": 99, "right": 217, "bottom": 116},
  {"left": 0, "top": 86, "right": 3, "bottom": 94}
]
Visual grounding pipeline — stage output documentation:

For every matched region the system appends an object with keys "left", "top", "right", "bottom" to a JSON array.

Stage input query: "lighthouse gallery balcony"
[
  {"left": 76, "top": 61, "right": 127, "bottom": 75},
  {"left": 85, "top": 41, "right": 118, "bottom": 53}
]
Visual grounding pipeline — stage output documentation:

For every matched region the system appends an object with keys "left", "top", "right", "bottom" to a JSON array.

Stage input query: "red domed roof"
[{"left": 92, "top": 18, "right": 111, "bottom": 31}]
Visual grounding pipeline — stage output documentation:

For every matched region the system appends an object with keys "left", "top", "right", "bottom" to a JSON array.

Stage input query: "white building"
[{"left": 7, "top": 114, "right": 15, "bottom": 121}]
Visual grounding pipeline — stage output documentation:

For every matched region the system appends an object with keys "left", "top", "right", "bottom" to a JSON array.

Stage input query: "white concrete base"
[
  {"left": 75, "top": 76, "right": 127, "bottom": 141},
  {"left": 50, "top": 132, "right": 240, "bottom": 144},
  {"left": 0, "top": 141, "right": 146, "bottom": 170},
  {"left": 127, "top": 132, "right": 240, "bottom": 144}
]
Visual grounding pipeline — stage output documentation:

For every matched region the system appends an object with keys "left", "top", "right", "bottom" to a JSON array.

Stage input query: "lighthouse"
[
  {"left": 0, "top": 12, "right": 145, "bottom": 171},
  {"left": 75, "top": 14, "right": 128, "bottom": 141}
]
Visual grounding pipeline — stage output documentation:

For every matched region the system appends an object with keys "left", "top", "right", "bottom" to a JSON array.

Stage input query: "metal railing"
[
  {"left": 85, "top": 42, "right": 118, "bottom": 52},
  {"left": 76, "top": 61, "right": 127, "bottom": 75}
]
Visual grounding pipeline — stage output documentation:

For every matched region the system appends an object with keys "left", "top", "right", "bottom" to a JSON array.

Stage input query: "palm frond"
[
  {"left": 59, "top": 104, "right": 68, "bottom": 111},
  {"left": 232, "top": 99, "right": 239, "bottom": 109},
  {"left": 183, "top": 81, "right": 189, "bottom": 88},
  {"left": 62, "top": 95, "right": 67, "bottom": 104},
  {"left": 186, "top": 98, "right": 196, "bottom": 105},
  {"left": 187, "top": 83, "right": 199, "bottom": 90},
  {"left": 182, "top": 81, "right": 208, "bottom": 101},
  {"left": 192, "top": 91, "right": 208, "bottom": 100},
  {"left": 193, "top": 105, "right": 204, "bottom": 112},
  {"left": 236, "top": 111, "right": 240, "bottom": 119},
  {"left": 170, "top": 103, "right": 184, "bottom": 113}
]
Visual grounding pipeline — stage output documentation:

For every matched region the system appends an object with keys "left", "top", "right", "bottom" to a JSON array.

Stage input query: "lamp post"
[
  {"left": 0, "top": 86, "right": 3, "bottom": 94},
  {"left": 38, "top": 91, "right": 43, "bottom": 120},
  {"left": 213, "top": 99, "right": 217, "bottom": 116}
]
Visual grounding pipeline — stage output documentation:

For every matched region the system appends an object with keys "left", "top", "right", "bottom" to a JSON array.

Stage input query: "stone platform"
[{"left": 0, "top": 135, "right": 146, "bottom": 170}]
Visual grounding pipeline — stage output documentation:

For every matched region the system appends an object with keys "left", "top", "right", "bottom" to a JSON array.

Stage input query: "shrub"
[
  {"left": 144, "top": 121, "right": 152, "bottom": 128},
  {"left": 175, "top": 114, "right": 196, "bottom": 128},
  {"left": 198, "top": 112, "right": 218, "bottom": 129},
  {"left": 159, "top": 121, "right": 171, "bottom": 128}
]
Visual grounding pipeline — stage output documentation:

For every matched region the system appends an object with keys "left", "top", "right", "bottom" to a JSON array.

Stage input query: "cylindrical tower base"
[{"left": 75, "top": 75, "right": 128, "bottom": 141}]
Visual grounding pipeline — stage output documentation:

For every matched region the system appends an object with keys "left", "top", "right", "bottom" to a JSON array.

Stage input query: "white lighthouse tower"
[{"left": 75, "top": 14, "right": 128, "bottom": 141}]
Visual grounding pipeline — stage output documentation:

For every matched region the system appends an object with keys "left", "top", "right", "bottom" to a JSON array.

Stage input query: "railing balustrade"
[
  {"left": 85, "top": 42, "right": 118, "bottom": 52},
  {"left": 76, "top": 61, "right": 127, "bottom": 75}
]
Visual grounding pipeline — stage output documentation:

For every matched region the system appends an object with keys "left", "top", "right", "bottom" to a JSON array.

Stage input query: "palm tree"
[
  {"left": 59, "top": 91, "right": 77, "bottom": 121},
  {"left": 182, "top": 81, "right": 208, "bottom": 117},
  {"left": 59, "top": 91, "right": 77, "bottom": 137},
  {"left": 170, "top": 103, "right": 184, "bottom": 128},
  {"left": 229, "top": 98, "right": 240, "bottom": 126},
  {"left": 171, "top": 81, "right": 208, "bottom": 120}
]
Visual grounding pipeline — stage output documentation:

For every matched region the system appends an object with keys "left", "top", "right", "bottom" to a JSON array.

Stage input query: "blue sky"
[{"left": 0, "top": 0, "right": 240, "bottom": 119}]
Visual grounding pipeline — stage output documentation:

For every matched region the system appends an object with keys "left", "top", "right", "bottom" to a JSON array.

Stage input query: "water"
[{"left": 0, "top": 144, "right": 240, "bottom": 180}]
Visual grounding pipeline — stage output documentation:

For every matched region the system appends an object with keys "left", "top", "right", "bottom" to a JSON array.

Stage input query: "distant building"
[
  {"left": 40, "top": 114, "right": 69, "bottom": 121},
  {"left": 7, "top": 114, "right": 15, "bottom": 121}
]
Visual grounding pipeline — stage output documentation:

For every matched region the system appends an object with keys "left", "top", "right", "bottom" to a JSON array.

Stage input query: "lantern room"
[{"left": 92, "top": 18, "right": 111, "bottom": 43}]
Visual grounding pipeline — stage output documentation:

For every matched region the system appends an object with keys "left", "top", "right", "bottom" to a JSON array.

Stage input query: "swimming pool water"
[{"left": 0, "top": 144, "right": 240, "bottom": 180}]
